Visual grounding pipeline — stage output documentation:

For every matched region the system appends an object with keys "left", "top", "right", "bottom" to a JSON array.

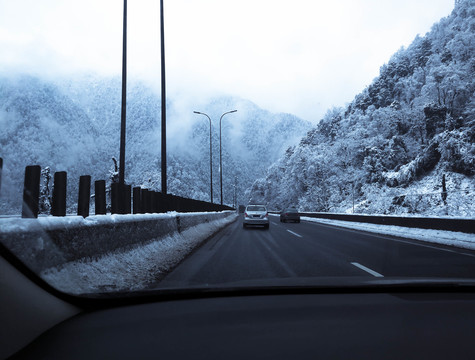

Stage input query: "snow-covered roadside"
[
  {"left": 300, "top": 216, "right": 475, "bottom": 251},
  {"left": 41, "top": 214, "right": 237, "bottom": 294}
]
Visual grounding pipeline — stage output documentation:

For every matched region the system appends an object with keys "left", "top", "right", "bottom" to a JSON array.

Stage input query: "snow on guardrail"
[
  {"left": 0, "top": 211, "right": 237, "bottom": 294},
  {"left": 269, "top": 211, "right": 475, "bottom": 234}
]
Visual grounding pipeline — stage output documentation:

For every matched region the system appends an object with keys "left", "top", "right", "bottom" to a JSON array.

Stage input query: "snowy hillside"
[
  {"left": 0, "top": 75, "right": 310, "bottom": 214},
  {"left": 248, "top": 0, "right": 475, "bottom": 217}
]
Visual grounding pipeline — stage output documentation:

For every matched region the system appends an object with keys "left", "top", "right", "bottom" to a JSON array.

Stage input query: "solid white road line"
[
  {"left": 351, "top": 262, "right": 384, "bottom": 277},
  {"left": 286, "top": 230, "right": 302, "bottom": 238}
]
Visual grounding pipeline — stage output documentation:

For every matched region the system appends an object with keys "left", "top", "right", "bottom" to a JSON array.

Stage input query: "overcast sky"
[{"left": 0, "top": 0, "right": 455, "bottom": 121}]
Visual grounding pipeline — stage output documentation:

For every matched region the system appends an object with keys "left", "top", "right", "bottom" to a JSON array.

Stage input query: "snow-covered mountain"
[
  {"left": 0, "top": 75, "right": 311, "bottom": 214},
  {"left": 248, "top": 0, "right": 474, "bottom": 217}
]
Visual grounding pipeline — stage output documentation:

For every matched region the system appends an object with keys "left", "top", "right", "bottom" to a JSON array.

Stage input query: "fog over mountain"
[
  {"left": 0, "top": 74, "right": 311, "bottom": 214},
  {"left": 248, "top": 0, "right": 474, "bottom": 217}
]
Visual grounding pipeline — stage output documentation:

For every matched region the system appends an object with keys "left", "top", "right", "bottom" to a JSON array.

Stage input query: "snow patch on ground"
[
  {"left": 301, "top": 217, "right": 475, "bottom": 251},
  {"left": 41, "top": 214, "right": 237, "bottom": 294}
]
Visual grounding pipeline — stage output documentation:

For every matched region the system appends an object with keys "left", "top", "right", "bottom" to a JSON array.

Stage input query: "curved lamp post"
[
  {"left": 193, "top": 111, "right": 213, "bottom": 203},
  {"left": 219, "top": 110, "right": 237, "bottom": 205}
]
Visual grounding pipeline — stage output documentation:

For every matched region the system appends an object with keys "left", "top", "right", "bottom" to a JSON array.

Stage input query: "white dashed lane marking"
[
  {"left": 351, "top": 262, "right": 384, "bottom": 277},
  {"left": 286, "top": 230, "right": 302, "bottom": 238}
]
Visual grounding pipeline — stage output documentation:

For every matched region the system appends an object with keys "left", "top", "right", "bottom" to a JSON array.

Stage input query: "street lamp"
[
  {"left": 219, "top": 110, "right": 237, "bottom": 205},
  {"left": 118, "top": 0, "right": 127, "bottom": 188},
  {"left": 232, "top": 176, "right": 237, "bottom": 209},
  {"left": 193, "top": 111, "right": 213, "bottom": 203},
  {"left": 160, "top": 0, "right": 167, "bottom": 195},
  {"left": 115, "top": 0, "right": 128, "bottom": 214}
]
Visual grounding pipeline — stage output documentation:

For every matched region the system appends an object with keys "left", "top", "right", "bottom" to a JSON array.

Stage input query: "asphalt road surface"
[{"left": 159, "top": 215, "right": 475, "bottom": 287}]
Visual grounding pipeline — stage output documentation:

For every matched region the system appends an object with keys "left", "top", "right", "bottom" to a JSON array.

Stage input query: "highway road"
[{"left": 158, "top": 215, "right": 475, "bottom": 287}]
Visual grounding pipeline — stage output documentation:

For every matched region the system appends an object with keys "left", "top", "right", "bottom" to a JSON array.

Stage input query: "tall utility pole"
[
  {"left": 233, "top": 176, "right": 237, "bottom": 208},
  {"left": 160, "top": 0, "right": 167, "bottom": 194},
  {"left": 119, "top": 0, "right": 127, "bottom": 187},
  {"left": 193, "top": 111, "right": 213, "bottom": 203},
  {"left": 352, "top": 182, "right": 355, "bottom": 213},
  {"left": 219, "top": 110, "right": 237, "bottom": 205}
]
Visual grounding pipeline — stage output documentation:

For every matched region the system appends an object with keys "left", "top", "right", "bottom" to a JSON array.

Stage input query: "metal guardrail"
[{"left": 270, "top": 211, "right": 475, "bottom": 234}]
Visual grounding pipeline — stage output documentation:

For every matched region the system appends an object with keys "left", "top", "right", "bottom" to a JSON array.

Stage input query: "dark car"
[{"left": 280, "top": 208, "right": 300, "bottom": 223}]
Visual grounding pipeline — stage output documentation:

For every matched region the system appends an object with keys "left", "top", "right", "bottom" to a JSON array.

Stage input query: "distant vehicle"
[
  {"left": 243, "top": 204, "right": 269, "bottom": 229},
  {"left": 280, "top": 208, "right": 300, "bottom": 223}
]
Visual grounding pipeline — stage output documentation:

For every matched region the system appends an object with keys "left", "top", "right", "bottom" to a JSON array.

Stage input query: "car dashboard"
[{"left": 2, "top": 250, "right": 475, "bottom": 360}]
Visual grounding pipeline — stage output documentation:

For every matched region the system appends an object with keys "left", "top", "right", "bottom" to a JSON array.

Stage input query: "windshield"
[
  {"left": 247, "top": 206, "right": 266, "bottom": 212},
  {"left": 1, "top": 0, "right": 474, "bottom": 298}
]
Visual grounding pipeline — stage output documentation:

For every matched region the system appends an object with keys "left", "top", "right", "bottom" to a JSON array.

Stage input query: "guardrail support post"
[
  {"left": 124, "top": 184, "right": 131, "bottom": 214},
  {"left": 111, "top": 182, "right": 119, "bottom": 214},
  {"left": 157, "top": 192, "right": 167, "bottom": 213},
  {"left": 141, "top": 189, "right": 149, "bottom": 213},
  {"left": 148, "top": 190, "right": 154, "bottom": 213},
  {"left": 152, "top": 191, "right": 158, "bottom": 213},
  {"left": 148, "top": 190, "right": 153, "bottom": 213},
  {"left": 51, "top": 171, "right": 67, "bottom": 216},
  {"left": 118, "top": 184, "right": 125, "bottom": 214},
  {"left": 133, "top": 186, "right": 141, "bottom": 214},
  {"left": 77, "top": 175, "right": 91, "bottom": 218},
  {"left": 157, "top": 192, "right": 162, "bottom": 213},
  {"left": 95, "top": 180, "right": 106, "bottom": 215},
  {"left": 115, "top": 183, "right": 131, "bottom": 214},
  {"left": 155, "top": 192, "right": 163, "bottom": 213},
  {"left": 22, "top": 165, "right": 41, "bottom": 218}
]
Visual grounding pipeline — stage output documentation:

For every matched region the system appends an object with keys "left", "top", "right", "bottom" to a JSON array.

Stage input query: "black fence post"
[
  {"left": 22, "top": 165, "right": 41, "bottom": 218},
  {"left": 125, "top": 184, "right": 131, "bottom": 214},
  {"left": 118, "top": 184, "right": 125, "bottom": 214},
  {"left": 95, "top": 180, "right": 106, "bottom": 215},
  {"left": 111, "top": 182, "right": 119, "bottom": 214},
  {"left": 158, "top": 193, "right": 163, "bottom": 213},
  {"left": 152, "top": 191, "right": 159, "bottom": 213},
  {"left": 77, "top": 175, "right": 91, "bottom": 218},
  {"left": 148, "top": 190, "right": 154, "bottom": 213},
  {"left": 147, "top": 191, "right": 153, "bottom": 213},
  {"left": 51, "top": 171, "right": 67, "bottom": 216},
  {"left": 141, "top": 189, "right": 149, "bottom": 213},
  {"left": 171, "top": 195, "right": 178, "bottom": 212},
  {"left": 168, "top": 194, "right": 174, "bottom": 212},
  {"left": 115, "top": 183, "right": 131, "bottom": 214},
  {"left": 133, "top": 186, "right": 141, "bottom": 214},
  {"left": 154, "top": 192, "right": 161, "bottom": 213},
  {"left": 158, "top": 192, "right": 168, "bottom": 213},
  {"left": 139, "top": 188, "right": 146, "bottom": 214}
]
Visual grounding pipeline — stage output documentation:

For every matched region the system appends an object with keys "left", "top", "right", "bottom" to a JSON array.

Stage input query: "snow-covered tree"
[{"left": 247, "top": 0, "right": 475, "bottom": 216}]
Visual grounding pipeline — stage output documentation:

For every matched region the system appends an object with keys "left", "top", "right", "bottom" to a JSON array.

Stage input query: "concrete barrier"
[
  {"left": 0, "top": 211, "right": 235, "bottom": 273},
  {"left": 176, "top": 212, "right": 231, "bottom": 232}
]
